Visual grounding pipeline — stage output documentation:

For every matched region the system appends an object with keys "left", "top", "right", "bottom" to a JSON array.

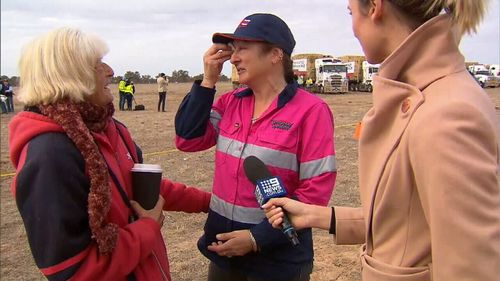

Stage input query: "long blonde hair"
[
  {"left": 18, "top": 27, "right": 109, "bottom": 106},
  {"left": 360, "top": 0, "right": 488, "bottom": 34}
]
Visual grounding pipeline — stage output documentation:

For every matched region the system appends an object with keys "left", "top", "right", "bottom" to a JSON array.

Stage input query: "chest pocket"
[
  {"left": 218, "top": 118, "right": 241, "bottom": 137},
  {"left": 216, "top": 119, "right": 242, "bottom": 167},
  {"left": 258, "top": 131, "right": 298, "bottom": 150}
]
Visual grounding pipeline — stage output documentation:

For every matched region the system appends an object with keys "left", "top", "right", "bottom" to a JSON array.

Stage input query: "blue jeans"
[
  {"left": 125, "top": 94, "right": 133, "bottom": 110},
  {"left": 0, "top": 100, "right": 7, "bottom": 114},
  {"left": 119, "top": 92, "right": 126, "bottom": 111}
]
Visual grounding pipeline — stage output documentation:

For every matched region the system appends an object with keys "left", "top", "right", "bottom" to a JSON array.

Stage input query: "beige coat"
[
  {"left": 157, "top": 76, "right": 168, "bottom": 92},
  {"left": 333, "top": 15, "right": 500, "bottom": 281}
]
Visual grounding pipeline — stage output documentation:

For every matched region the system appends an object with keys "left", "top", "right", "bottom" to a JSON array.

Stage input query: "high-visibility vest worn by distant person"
[
  {"left": 123, "top": 84, "right": 134, "bottom": 95},
  {"left": 118, "top": 80, "right": 127, "bottom": 93}
]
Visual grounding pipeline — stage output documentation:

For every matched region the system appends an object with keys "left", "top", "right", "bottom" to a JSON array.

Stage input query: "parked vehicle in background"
[
  {"left": 292, "top": 54, "right": 348, "bottom": 94},
  {"left": 468, "top": 64, "right": 497, "bottom": 88},
  {"left": 489, "top": 64, "right": 500, "bottom": 77},
  {"left": 488, "top": 64, "right": 500, "bottom": 87},
  {"left": 339, "top": 55, "right": 379, "bottom": 92},
  {"left": 314, "top": 57, "right": 349, "bottom": 94},
  {"left": 476, "top": 70, "right": 497, "bottom": 88}
]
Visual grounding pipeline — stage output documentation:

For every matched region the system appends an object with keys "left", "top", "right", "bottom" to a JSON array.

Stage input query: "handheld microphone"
[{"left": 243, "top": 156, "right": 300, "bottom": 246}]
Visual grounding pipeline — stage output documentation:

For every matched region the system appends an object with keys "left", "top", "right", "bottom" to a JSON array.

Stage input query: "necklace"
[{"left": 251, "top": 117, "right": 259, "bottom": 123}]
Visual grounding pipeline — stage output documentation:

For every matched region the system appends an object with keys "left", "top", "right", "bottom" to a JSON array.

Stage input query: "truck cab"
[
  {"left": 469, "top": 65, "right": 497, "bottom": 88},
  {"left": 475, "top": 70, "right": 496, "bottom": 88},
  {"left": 488, "top": 64, "right": 500, "bottom": 87},
  {"left": 315, "top": 58, "right": 349, "bottom": 94},
  {"left": 361, "top": 61, "right": 379, "bottom": 92},
  {"left": 489, "top": 64, "right": 499, "bottom": 76},
  {"left": 340, "top": 55, "right": 379, "bottom": 92}
]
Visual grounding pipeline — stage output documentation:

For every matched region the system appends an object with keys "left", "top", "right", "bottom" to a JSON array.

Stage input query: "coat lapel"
[
  {"left": 357, "top": 14, "right": 468, "bottom": 255},
  {"left": 359, "top": 77, "right": 424, "bottom": 253}
]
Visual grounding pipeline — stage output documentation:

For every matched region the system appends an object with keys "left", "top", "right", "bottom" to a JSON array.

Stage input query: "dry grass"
[{"left": 1, "top": 82, "right": 499, "bottom": 281}]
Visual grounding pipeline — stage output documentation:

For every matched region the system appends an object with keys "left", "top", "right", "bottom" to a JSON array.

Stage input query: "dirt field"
[{"left": 1, "top": 83, "right": 499, "bottom": 281}]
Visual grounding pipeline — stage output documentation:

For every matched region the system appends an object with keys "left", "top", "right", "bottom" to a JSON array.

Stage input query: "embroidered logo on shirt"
[
  {"left": 271, "top": 120, "right": 293, "bottom": 131},
  {"left": 126, "top": 152, "right": 132, "bottom": 161}
]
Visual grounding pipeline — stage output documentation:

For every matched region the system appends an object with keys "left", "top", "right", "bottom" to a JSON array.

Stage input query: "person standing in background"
[
  {"left": 157, "top": 73, "right": 168, "bottom": 112},
  {"left": 3, "top": 80, "right": 14, "bottom": 112},
  {"left": 305, "top": 78, "right": 313, "bottom": 89},
  {"left": 118, "top": 78, "right": 127, "bottom": 111},
  {"left": 0, "top": 83, "right": 7, "bottom": 114},
  {"left": 296, "top": 75, "right": 304, "bottom": 87},
  {"left": 123, "top": 79, "right": 134, "bottom": 110}
]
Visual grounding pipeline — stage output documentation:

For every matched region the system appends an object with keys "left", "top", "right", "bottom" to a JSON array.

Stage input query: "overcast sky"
[{"left": 1, "top": 0, "right": 499, "bottom": 77}]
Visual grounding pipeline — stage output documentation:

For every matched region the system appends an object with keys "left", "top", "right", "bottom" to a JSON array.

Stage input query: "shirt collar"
[{"left": 234, "top": 81, "right": 299, "bottom": 109}]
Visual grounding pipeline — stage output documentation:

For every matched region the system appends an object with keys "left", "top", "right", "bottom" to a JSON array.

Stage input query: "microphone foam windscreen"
[{"left": 243, "top": 156, "right": 271, "bottom": 184}]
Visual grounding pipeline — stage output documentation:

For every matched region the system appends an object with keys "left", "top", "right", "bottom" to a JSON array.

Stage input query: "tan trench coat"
[{"left": 333, "top": 15, "right": 500, "bottom": 281}]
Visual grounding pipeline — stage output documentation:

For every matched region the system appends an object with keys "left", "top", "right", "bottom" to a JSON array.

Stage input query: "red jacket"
[{"left": 9, "top": 110, "right": 211, "bottom": 281}]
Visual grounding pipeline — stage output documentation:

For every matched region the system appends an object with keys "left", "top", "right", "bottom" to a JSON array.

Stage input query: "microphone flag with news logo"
[{"left": 243, "top": 155, "right": 300, "bottom": 246}]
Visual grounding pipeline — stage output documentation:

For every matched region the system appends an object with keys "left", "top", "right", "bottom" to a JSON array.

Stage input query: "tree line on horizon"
[
  {"left": 0, "top": 75, "right": 19, "bottom": 86},
  {"left": 0, "top": 70, "right": 230, "bottom": 86},
  {"left": 113, "top": 70, "right": 230, "bottom": 84}
]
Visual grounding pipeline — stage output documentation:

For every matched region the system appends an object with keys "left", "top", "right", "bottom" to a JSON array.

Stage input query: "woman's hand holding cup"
[{"left": 131, "top": 195, "right": 165, "bottom": 227}]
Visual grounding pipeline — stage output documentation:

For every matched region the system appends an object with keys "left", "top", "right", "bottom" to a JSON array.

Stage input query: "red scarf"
[{"left": 39, "top": 100, "right": 118, "bottom": 255}]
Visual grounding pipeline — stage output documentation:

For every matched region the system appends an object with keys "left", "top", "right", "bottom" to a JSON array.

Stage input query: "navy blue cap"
[{"left": 212, "top": 13, "right": 296, "bottom": 56}]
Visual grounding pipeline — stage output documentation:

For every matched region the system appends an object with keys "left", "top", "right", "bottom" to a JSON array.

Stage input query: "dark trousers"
[
  {"left": 0, "top": 100, "right": 7, "bottom": 114},
  {"left": 207, "top": 262, "right": 312, "bottom": 281},
  {"left": 158, "top": 92, "right": 166, "bottom": 111},
  {"left": 5, "top": 94, "right": 14, "bottom": 112},
  {"left": 125, "top": 94, "right": 133, "bottom": 110},
  {"left": 119, "top": 92, "right": 126, "bottom": 111}
]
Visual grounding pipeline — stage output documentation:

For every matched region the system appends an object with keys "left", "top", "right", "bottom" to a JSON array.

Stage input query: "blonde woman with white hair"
[
  {"left": 9, "top": 27, "right": 211, "bottom": 281},
  {"left": 264, "top": 0, "right": 500, "bottom": 280}
]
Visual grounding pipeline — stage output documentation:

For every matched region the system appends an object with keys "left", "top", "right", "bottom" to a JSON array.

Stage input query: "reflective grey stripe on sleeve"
[
  {"left": 210, "top": 194, "right": 265, "bottom": 224},
  {"left": 216, "top": 135, "right": 298, "bottom": 172},
  {"left": 210, "top": 110, "right": 222, "bottom": 135},
  {"left": 299, "top": 155, "right": 337, "bottom": 180}
]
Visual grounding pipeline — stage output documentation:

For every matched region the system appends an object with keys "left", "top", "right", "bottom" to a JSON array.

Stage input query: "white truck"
[
  {"left": 314, "top": 58, "right": 349, "bottom": 94},
  {"left": 468, "top": 64, "right": 497, "bottom": 88},
  {"left": 292, "top": 54, "right": 348, "bottom": 94},
  {"left": 489, "top": 64, "right": 500, "bottom": 77},
  {"left": 339, "top": 55, "right": 379, "bottom": 92},
  {"left": 488, "top": 64, "right": 500, "bottom": 87}
]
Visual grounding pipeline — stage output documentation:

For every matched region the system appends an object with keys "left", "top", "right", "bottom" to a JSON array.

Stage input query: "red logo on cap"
[{"left": 239, "top": 19, "right": 251, "bottom": 27}]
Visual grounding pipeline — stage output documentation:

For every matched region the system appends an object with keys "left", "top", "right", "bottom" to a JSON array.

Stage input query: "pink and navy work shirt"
[{"left": 175, "top": 81, "right": 336, "bottom": 280}]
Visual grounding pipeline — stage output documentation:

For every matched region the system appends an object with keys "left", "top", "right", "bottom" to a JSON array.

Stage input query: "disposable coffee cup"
[{"left": 131, "top": 164, "right": 162, "bottom": 210}]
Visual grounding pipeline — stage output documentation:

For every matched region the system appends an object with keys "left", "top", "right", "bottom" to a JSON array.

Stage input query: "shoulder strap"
[
  {"left": 95, "top": 144, "right": 138, "bottom": 281},
  {"left": 95, "top": 145, "right": 136, "bottom": 221},
  {"left": 113, "top": 119, "right": 139, "bottom": 163}
]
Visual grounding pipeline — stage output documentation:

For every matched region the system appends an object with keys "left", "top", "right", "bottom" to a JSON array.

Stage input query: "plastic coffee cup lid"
[{"left": 131, "top": 164, "right": 162, "bottom": 173}]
